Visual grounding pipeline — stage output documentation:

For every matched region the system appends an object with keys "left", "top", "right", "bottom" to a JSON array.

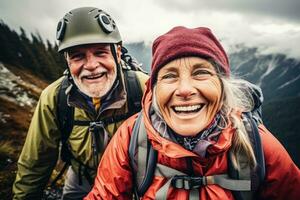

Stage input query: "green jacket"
[{"left": 13, "top": 70, "right": 148, "bottom": 199}]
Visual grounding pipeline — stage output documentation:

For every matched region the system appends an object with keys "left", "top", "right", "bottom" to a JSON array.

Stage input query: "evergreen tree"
[
  {"left": 0, "top": 21, "right": 21, "bottom": 66},
  {"left": 46, "top": 40, "right": 66, "bottom": 77},
  {"left": 0, "top": 21, "right": 69, "bottom": 82},
  {"left": 19, "top": 28, "right": 40, "bottom": 71},
  {"left": 30, "top": 32, "right": 56, "bottom": 80}
]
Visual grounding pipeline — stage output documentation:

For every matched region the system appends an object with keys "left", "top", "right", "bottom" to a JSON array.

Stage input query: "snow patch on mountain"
[
  {"left": 278, "top": 74, "right": 300, "bottom": 90},
  {"left": 257, "top": 55, "right": 279, "bottom": 86},
  {"left": 0, "top": 62, "right": 37, "bottom": 107}
]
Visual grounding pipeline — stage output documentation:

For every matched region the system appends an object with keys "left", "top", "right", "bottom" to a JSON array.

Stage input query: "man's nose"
[{"left": 84, "top": 53, "right": 98, "bottom": 70}]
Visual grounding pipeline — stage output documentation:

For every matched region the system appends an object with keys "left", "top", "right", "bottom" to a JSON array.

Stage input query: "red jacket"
[{"left": 85, "top": 86, "right": 300, "bottom": 200}]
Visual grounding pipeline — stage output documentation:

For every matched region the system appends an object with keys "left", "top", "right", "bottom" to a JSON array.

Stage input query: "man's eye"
[
  {"left": 95, "top": 51, "right": 104, "bottom": 55},
  {"left": 70, "top": 53, "right": 83, "bottom": 60},
  {"left": 95, "top": 50, "right": 109, "bottom": 56}
]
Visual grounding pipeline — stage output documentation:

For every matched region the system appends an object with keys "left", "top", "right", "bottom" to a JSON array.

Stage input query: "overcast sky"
[{"left": 1, "top": 0, "right": 300, "bottom": 58}]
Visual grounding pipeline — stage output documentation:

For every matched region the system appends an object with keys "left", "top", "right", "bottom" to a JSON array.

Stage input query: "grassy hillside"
[{"left": 0, "top": 66, "right": 46, "bottom": 198}]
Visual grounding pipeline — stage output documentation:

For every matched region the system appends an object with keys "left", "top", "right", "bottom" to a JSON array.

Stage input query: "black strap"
[
  {"left": 83, "top": 164, "right": 94, "bottom": 186},
  {"left": 57, "top": 76, "right": 74, "bottom": 163},
  {"left": 52, "top": 76, "right": 75, "bottom": 186},
  {"left": 57, "top": 76, "right": 74, "bottom": 139},
  {"left": 78, "top": 163, "right": 83, "bottom": 185},
  {"left": 124, "top": 69, "right": 143, "bottom": 114},
  {"left": 245, "top": 112, "right": 265, "bottom": 185},
  {"left": 51, "top": 76, "right": 73, "bottom": 187}
]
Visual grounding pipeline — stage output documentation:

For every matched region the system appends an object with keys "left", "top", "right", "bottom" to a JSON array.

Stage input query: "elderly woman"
[{"left": 85, "top": 27, "right": 300, "bottom": 200}]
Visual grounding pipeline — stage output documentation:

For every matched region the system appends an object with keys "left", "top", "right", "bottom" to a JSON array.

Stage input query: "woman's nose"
[{"left": 175, "top": 78, "right": 196, "bottom": 98}]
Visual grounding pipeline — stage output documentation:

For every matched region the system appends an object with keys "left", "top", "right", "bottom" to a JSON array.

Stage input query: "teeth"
[
  {"left": 89, "top": 75, "right": 99, "bottom": 78},
  {"left": 86, "top": 73, "right": 105, "bottom": 79},
  {"left": 174, "top": 105, "right": 202, "bottom": 112}
]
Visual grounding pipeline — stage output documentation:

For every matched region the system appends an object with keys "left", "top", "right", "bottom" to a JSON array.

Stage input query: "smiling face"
[
  {"left": 155, "top": 57, "right": 223, "bottom": 136},
  {"left": 66, "top": 43, "right": 121, "bottom": 98}
]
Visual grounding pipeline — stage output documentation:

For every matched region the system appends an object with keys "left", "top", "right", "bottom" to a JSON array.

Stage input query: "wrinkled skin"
[
  {"left": 155, "top": 57, "right": 222, "bottom": 136},
  {"left": 66, "top": 43, "right": 121, "bottom": 98}
]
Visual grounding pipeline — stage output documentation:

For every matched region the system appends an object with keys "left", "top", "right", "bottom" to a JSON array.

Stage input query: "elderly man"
[{"left": 13, "top": 7, "right": 148, "bottom": 199}]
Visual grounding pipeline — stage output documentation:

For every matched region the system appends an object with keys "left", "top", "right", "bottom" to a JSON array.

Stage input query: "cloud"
[
  {"left": 0, "top": 0, "right": 299, "bottom": 59},
  {"left": 155, "top": 0, "right": 300, "bottom": 23}
]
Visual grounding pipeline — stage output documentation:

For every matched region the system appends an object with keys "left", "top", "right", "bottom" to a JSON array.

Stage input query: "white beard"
[{"left": 71, "top": 73, "right": 117, "bottom": 98}]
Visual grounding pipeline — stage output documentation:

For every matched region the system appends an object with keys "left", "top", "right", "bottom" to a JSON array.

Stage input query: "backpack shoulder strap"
[
  {"left": 123, "top": 69, "right": 143, "bottom": 114},
  {"left": 244, "top": 112, "right": 265, "bottom": 184},
  {"left": 128, "top": 113, "right": 158, "bottom": 198},
  {"left": 51, "top": 75, "right": 74, "bottom": 187},
  {"left": 56, "top": 75, "right": 74, "bottom": 163},
  {"left": 228, "top": 112, "right": 265, "bottom": 200}
]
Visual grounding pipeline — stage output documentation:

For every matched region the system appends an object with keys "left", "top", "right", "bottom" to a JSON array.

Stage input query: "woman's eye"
[
  {"left": 193, "top": 69, "right": 213, "bottom": 78},
  {"left": 161, "top": 73, "right": 177, "bottom": 79}
]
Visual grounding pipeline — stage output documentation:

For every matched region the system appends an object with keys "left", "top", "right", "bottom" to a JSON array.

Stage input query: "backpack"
[
  {"left": 128, "top": 111, "right": 265, "bottom": 200},
  {"left": 51, "top": 47, "right": 146, "bottom": 186}
]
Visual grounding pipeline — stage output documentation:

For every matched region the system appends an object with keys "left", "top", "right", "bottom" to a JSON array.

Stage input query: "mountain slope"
[
  {"left": 263, "top": 96, "right": 300, "bottom": 166},
  {"left": 0, "top": 62, "right": 47, "bottom": 199},
  {"left": 124, "top": 42, "right": 151, "bottom": 71},
  {"left": 230, "top": 47, "right": 300, "bottom": 102}
]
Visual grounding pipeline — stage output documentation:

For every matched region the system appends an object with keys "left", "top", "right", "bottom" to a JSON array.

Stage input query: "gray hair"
[{"left": 220, "top": 75, "right": 257, "bottom": 169}]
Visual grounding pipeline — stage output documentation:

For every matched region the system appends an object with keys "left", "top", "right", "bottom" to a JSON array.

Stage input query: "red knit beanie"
[{"left": 150, "top": 26, "right": 230, "bottom": 87}]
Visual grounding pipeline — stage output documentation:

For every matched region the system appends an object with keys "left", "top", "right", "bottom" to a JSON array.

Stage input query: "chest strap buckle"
[{"left": 171, "top": 175, "right": 207, "bottom": 190}]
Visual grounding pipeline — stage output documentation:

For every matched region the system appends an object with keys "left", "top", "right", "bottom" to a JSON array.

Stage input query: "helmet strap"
[
  {"left": 110, "top": 43, "right": 122, "bottom": 74},
  {"left": 110, "top": 44, "right": 118, "bottom": 64},
  {"left": 63, "top": 51, "right": 75, "bottom": 82}
]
